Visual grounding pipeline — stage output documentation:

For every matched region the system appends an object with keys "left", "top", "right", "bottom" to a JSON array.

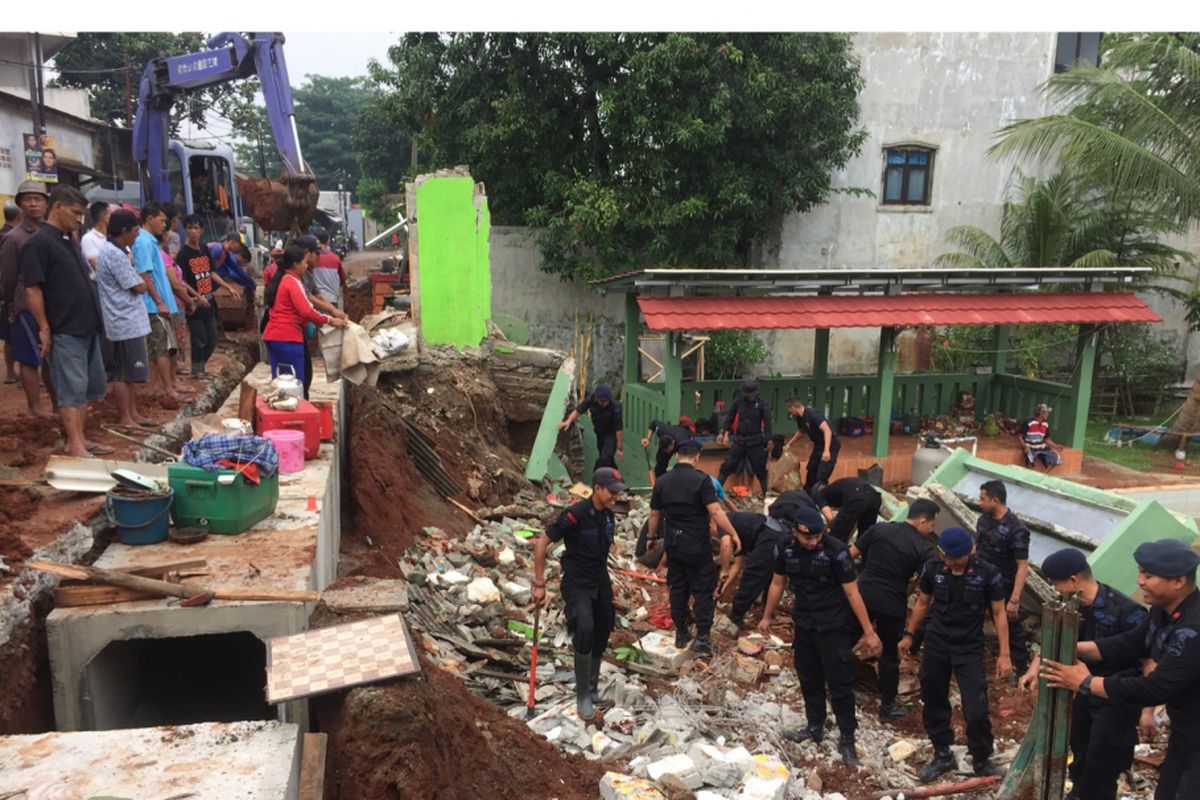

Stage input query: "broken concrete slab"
[
  {"left": 735, "top": 754, "right": 790, "bottom": 800},
  {"left": 639, "top": 630, "right": 692, "bottom": 670},
  {"left": 321, "top": 576, "right": 410, "bottom": 612},
  {"left": 466, "top": 576, "right": 501, "bottom": 603},
  {"left": 600, "top": 771, "right": 669, "bottom": 800},
  {"left": 647, "top": 752, "right": 699, "bottom": 782}
]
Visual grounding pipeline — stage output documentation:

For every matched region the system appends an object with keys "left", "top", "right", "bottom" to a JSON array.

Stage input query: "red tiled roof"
[{"left": 637, "top": 292, "right": 1161, "bottom": 331}]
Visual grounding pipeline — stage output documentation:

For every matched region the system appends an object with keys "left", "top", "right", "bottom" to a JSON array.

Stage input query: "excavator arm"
[{"left": 131, "top": 31, "right": 318, "bottom": 233}]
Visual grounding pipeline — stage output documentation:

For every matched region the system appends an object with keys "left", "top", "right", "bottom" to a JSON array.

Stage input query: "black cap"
[
  {"left": 741, "top": 380, "right": 759, "bottom": 394},
  {"left": 1041, "top": 548, "right": 1090, "bottom": 581},
  {"left": 788, "top": 507, "right": 826, "bottom": 533},
  {"left": 592, "top": 467, "right": 627, "bottom": 493},
  {"left": 1134, "top": 539, "right": 1200, "bottom": 578},
  {"left": 594, "top": 384, "right": 613, "bottom": 401},
  {"left": 296, "top": 234, "right": 320, "bottom": 253},
  {"left": 674, "top": 438, "right": 703, "bottom": 455}
]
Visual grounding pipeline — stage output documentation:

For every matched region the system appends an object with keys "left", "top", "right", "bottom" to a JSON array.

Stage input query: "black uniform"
[
  {"left": 1068, "top": 584, "right": 1147, "bottom": 800},
  {"left": 855, "top": 521, "right": 936, "bottom": 707},
  {"left": 647, "top": 419, "right": 693, "bottom": 478},
  {"left": 1096, "top": 589, "right": 1200, "bottom": 800},
  {"left": 545, "top": 499, "right": 616, "bottom": 657},
  {"left": 575, "top": 393, "right": 623, "bottom": 469},
  {"left": 651, "top": 463, "right": 720, "bottom": 638},
  {"left": 816, "top": 478, "right": 882, "bottom": 544},
  {"left": 794, "top": 406, "right": 840, "bottom": 494},
  {"left": 917, "top": 556, "right": 1006, "bottom": 764},
  {"left": 774, "top": 535, "right": 860, "bottom": 737},
  {"left": 975, "top": 509, "right": 1031, "bottom": 670},
  {"left": 718, "top": 395, "right": 772, "bottom": 491}
]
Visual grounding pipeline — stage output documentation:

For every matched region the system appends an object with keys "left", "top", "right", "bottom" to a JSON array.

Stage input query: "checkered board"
[{"left": 266, "top": 614, "right": 420, "bottom": 703}]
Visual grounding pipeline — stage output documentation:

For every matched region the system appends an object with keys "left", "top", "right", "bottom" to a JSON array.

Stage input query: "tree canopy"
[{"left": 367, "top": 33, "right": 866, "bottom": 279}]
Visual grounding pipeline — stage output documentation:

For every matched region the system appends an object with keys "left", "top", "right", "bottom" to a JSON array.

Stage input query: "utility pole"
[
  {"left": 123, "top": 53, "right": 132, "bottom": 127},
  {"left": 28, "top": 34, "right": 47, "bottom": 136},
  {"left": 257, "top": 128, "right": 267, "bottom": 178}
]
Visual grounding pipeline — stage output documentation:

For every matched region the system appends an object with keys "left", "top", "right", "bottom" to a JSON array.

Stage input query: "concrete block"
[
  {"left": 696, "top": 792, "right": 734, "bottom": 800},
  {"left": 704, "top": 758, "right": 742, "bottom": 788},
  {"left": 600, "top": 771, "right": 668, "bottom": 800},
  {"left": 439, "top": 569, "right": 471, "bottom": 585},
  {"left": 639, "top": 631, "right": 691, "bottom": 669},
  {"left": 735, "top": 754, "right": 790, "bottom": 800},
  {"left": 888, "top": 738, "right": 920, "bottom": 762},
  {"left": 647, "top": 753, "right": 698, "bottom": 782},
  {"left": 734, "top": 655, "right": 764, "bottom": 684},
  {"left": 466, "top": 576, "right": 501, "bottom": 603},
  {"left": 500, "top": 579, "right": 531, "bottom": 604}
]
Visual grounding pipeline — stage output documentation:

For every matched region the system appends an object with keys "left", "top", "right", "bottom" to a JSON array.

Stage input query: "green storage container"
[{"left": 168, "top": 463, "right": 280, "bottom": 535}]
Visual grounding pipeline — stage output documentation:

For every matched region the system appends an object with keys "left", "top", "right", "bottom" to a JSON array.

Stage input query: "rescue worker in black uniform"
[
  {"left": 976, "top": 479, "right": 1032, "bottom": 673},
  {"left": 727, "top": 489, "right": 817, "bottom": 628},
  {"left": 1042, "top": 539, "right": 1200, "bottom": 800},
  {"left": 647, "top": 439, "right": 741, "bottom": 657},
  {"left": 785, "top": 396, "right": 840, "bottom": 494},
  {"left": 900, "top": 526, "right": 1011, "bottom": 781},
  {"left": 758, "top": 507, "right": 882, "bottom": 765},
  {"left": 641, "top": 418, "right": 695, "bottom": 479},
  {"left": 717, "top": 380, "right": 771, "bottom": 496},
  {"left": 815, "top": 477, "right": 883, "bottom": 544},
  {"left": 533, "top": 467, "right": 626, "bottom": 718},
  {"left": 1019, "top": 548, "right": 1148, "bottom": 800},
  {"left": 848, "top": 497, "right": 939, "bottom": 720},
  {"left": 559, "top": 384, "right": 623, "bottom": 469}
]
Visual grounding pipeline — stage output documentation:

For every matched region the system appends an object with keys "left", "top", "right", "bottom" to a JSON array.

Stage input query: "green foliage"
[
  {"left": 232, "top": 75, "right": 373, "bottom": 191},
  {"left": 352, "top": 93, "right": 415, "bottom": 198},
  {"left": 355, "top": 177, "right": 394, "bottom": 225},
  {"left": 706, "top": 330, "right": 768, "bottom": 380},
  {"left": 1101, "top": 323, "right": 1183, "bottom": 410},
  {"left": 51, "top": 33, "right": 257, "bottom": 129},
  {"left": 368, "top": 33, "right": 866, "bottom": 279},
  {"left": 931, "top": 325, "right": 1080, "bottom": 378}
]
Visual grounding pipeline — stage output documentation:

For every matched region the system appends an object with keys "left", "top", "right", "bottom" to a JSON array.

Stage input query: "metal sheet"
[{"left": 43, "top": 455, "right": 169, "bottom": 493}]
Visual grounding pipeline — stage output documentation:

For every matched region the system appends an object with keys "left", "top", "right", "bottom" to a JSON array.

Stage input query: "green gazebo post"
[{"left": 872, "top": 327, "right": 897, "bottom": 458}]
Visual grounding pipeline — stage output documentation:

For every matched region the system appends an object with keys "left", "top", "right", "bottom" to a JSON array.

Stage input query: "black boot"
[
  {"left": 729, "top": 611, "right": 745, "bottom": 629},
  {"left": 838, "top": 734, "right": 860, "bottom": 766},
  {"left": 973, "top": 757, "right": 999, "bottom": 777},
  {"left": 783, "top": 724, "right": 824, "bottom": 744},
  {"left": 588, "top": 652, "right": 603, "bottom": 704},
  {"left": 918, "top": 748, "right": 958, "bottom": 782},
  {"left": 573, "top": 651, "right": 594, "bottom": 718},
  {"left": 692, "top": 633, "right": 714, "bottom": 657},
  {"left": 675, "top": 627, "right": 692, "bottom": 649},
  {"left": 879, "top": 703, "right": 907, "bottom": 721}
]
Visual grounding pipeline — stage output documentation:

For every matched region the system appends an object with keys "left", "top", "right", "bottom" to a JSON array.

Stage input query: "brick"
[{"left": 599, "top": 772, "right": 668, "bottom": 800}]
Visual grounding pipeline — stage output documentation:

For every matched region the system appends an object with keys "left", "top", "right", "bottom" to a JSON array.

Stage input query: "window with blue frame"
[{"left": 882, "top": 147, "right": 934, "bottom": 205}]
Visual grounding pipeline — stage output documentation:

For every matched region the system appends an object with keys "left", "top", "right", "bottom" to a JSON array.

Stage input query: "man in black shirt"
[
  {"left": 533, "top": 467, "right": 626, "bottom": 718},
  {"left": 641, "top": 418, "right": 694, "bottom": 479},
  {"left": 976, "top": 479, "right": 1032, "bottom": 673},
  {"left": 20, "top": 185, "right": 105, "bottom": 459},
  {"left": 727, "top": 489, "right": 817, "bottom": 628},
  {"left": 849, "top": 498, "right": 939, "bottom": 720},
  {"left": 1020, "top": 548, "right": 1148, "bottom": 800},
  {"left": 560, "top": 384, "right": 623, "bottom": 469},
  {"left": 816, "top": 477, "right": 882, "bottom": 544},
  {"left": 901, "top": 527, "right": 1011, "bottom": 781},
  {"left": 758, "top": 507, "right": 881, "bottom": 765},
  {"left": 1043, "top": 539, "right": 1200, "bottom": 800},
  {"left": 647, "top": 439, "right": 741, "bottom": 657},
  {"left": 178, "top": 214, "right": 240, "bottom": 377},
  {"left": 785, "top": 397, "right": 840, "bottom": 494},
  {"left": 717, "top": 380, "right": 771, "bottom": 497}
]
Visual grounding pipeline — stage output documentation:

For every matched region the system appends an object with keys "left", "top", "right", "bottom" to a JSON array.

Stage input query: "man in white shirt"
[{"left": 80, "top": 201, "right": 110, "bottom": 277}]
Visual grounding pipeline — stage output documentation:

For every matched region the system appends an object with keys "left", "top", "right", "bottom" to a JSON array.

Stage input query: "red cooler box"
[{"left": 256, "top": 397, "right": 321, "bottom": 460}]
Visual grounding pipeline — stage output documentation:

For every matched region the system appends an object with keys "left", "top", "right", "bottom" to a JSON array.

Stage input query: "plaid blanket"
[{"left": 183, "top": 434, "right": 280, "bottom": 477}]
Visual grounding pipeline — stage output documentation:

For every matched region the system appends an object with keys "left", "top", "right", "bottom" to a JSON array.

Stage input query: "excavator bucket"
[{"left": 237, "top": 173, "right": 319, "bottom": 235}]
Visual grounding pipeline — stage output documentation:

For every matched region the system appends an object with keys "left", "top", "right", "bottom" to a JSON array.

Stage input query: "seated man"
[
  {"left": 1021, "top": 403, "right": 1063, "bottom": 471},
  {"left": 953, "top": 390, "right": 978, "bottom": 429}
]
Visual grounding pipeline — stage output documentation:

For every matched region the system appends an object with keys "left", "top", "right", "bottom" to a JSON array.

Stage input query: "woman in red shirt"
[{"left": 262, "top": 245, "right": 346, "bottom": 384}]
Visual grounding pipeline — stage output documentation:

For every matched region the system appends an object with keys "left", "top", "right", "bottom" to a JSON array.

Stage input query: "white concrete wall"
[{"left": 0, "top": 100, "right": 96, "bottom": 199}]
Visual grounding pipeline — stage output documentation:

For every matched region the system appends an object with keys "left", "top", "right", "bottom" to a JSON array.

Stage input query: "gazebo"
[{"left": 588, "top": 267, "right": 1161, "bottom": 489}]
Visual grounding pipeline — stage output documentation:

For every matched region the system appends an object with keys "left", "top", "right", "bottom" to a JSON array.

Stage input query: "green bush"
[
  {"left": 1100, "top": 324, "right": 1182, "bottom": 412},
  {"left": 931, "top": 324, "right": 1079, "bottom": 378},
  {"left": 706, "top": 330, "right": 768, "bottom": 380}
]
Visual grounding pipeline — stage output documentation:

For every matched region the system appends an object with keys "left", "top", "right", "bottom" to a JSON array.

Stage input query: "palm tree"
[{"left": 988, "top": 33, "right": 1200, "bottom": 445}]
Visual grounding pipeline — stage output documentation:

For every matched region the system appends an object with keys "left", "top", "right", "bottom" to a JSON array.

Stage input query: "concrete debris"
[
  {"left": 640, "top": 631, "right": 693, "bottom": 670},
  {"left": 600, "top": 771, "right": 668, "bottom": 800},
  {"left": 466, "top": 576, "right": 501, "bottom": 603},
  {"left": 887, "top": 738, "right": 920, "bottom": 763}
]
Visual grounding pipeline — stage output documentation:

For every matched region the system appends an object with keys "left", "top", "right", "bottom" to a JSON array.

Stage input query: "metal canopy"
[{"left": 590, "top": 266, "right": 1153, "bottom": 295}]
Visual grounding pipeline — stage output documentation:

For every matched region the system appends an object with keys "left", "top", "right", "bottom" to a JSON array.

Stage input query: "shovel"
[{"left": 526, "top": 604, "right": 542, "bottom": 719}]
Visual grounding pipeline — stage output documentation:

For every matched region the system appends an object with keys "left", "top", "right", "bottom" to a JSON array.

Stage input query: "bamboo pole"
[{"left": 26, "top": 560, "right": 319, "bottom": 603}]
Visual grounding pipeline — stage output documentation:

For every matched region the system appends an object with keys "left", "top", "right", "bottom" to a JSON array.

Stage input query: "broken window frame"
[{"left": 881, "top": 146, "right": 935, "bottom": 206}]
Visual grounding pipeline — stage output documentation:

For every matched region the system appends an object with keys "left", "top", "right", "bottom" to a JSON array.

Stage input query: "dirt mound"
[
  {"left": 343, "top": 279, "right": 372, "bottom": 323},
  {"left": 315, "top": 655, "right": 606, "bottom": 799},
  {"left": 0, "top": 415, "right": 61, "bottom": 467},
  {"left": 0, "top": 488, "right": 40, "bottom": 560}
]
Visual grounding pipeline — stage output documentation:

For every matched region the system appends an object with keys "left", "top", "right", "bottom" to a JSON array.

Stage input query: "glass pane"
[
  {"left": 906, "top": 168, "right": 927, "bottom": 203},
  {"left": 907, "top": 150, "right": 929, "bottom": 165},
  {"left": 884, "top": 167, "right": 903, "bottom": 201},
  {"left": 1055, "top": 32, "right": 1079, "bottom": 73},
  {"left": 886, "top": 150, "right": 908, "bottom": 165},
  {"left": 1079, "top": 32, "right": 1101, "bottom": 67}
]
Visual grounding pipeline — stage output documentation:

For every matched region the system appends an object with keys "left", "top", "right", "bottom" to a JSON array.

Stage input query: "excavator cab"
[{"left": 167, "top": 142, "right": 240, "bottom": 244}]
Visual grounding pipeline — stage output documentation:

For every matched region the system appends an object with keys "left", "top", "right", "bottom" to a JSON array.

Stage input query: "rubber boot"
[
  {"left": 918, "top": 747, "right": 958, "bottom": 782},
  {"left": 838, "top": 734, "right": 861, "bottom": 766},
  {"left": 574, "top": 651, "right": 594, "bottom": 719},
  {"left": 588, "top": 652, "right": 603, "bottom": 704},
  {"left": 675, "top": 627, "right": 692, "bottom": 649},
  {"left": 692, "top": 633, "right": 713, "bottom": 657}
]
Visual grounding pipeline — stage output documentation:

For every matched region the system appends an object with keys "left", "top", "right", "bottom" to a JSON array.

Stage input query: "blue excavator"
[{"left": 131, "top": 32, "right": 319, "bottom": 241}]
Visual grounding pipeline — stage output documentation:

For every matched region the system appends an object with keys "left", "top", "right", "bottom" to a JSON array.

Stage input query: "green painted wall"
[{"left": 416, "top": 176, "right": 491, "bottom": 347}]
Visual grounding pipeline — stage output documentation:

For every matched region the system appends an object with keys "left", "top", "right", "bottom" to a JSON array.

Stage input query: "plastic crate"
[{"left": 168, "top": 462, "right": 280, "bottom": 535}]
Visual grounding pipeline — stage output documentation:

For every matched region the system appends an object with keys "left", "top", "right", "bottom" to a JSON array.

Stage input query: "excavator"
[{"left": 131, "top": 31, "right": 319, "bottom": 241}]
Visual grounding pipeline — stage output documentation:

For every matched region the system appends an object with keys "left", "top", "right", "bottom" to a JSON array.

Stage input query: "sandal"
[
  {"left": 137, "top": 418, "right": 157, "bottom": 428},
  {"left": 3, "top": 375, "right": 16, "bottom": 384},
  {"left": 86, "top": 442, "right": 116, "bottom": 456}
]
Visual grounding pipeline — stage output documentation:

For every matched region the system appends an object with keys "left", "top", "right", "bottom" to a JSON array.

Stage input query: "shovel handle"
[{"left": 526, "top": 605, "right": 541, "bottom": 718}]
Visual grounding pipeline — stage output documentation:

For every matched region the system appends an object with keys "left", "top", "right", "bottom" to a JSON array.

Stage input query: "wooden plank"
[
  {"left": 298, "top": 732, "right": 328, "bottom": 800},
  {"left": 126, "top": 559, "right": 208, "bottom": 578},
  {"left": 26, "top": 560, "right": 319, "bottom": 603},
  {"left": 54, "top": 585, "right": 159, "bottom": 607}
]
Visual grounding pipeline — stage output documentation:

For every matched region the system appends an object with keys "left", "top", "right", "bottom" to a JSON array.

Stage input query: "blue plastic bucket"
[{"left": 105, "top": 487, "right": 175, "bottom": 545}]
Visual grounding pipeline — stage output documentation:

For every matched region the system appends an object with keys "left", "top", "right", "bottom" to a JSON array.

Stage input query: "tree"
[
  {"left": 368, "top": 33, "right": 866, "bottom": 279},
  {"left": 352, "top": 93, "right": 414, "bottom": 198},
  {"left": 51, "top": 33, "right": 255, "bottom": 128},
  {"left": 705, "top": 331, "right": 769, "bottom": 380},
  {"left": 989, "top": 33, "right": 1200, "bottom": 446},
  {"left": 233, "top": 75, "right": 374, "bottom": 190},
  {"left": 355, "top": 177, "right": 395, "bottom": 225}
]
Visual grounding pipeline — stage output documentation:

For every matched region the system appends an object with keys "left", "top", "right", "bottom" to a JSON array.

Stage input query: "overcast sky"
[{"left": 280, "top": 32, "right": 399, "bottom": 81}]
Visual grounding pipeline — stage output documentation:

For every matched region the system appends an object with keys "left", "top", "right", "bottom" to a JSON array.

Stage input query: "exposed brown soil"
[
  {"left": 0, "top": 592, "right": 55, "bottom": 734},
  {"left": 315, "top": 651, "right": 606, "bottom": 800},
  {"left": 343, "top": 279, "right": 372, "bottom": 324}
]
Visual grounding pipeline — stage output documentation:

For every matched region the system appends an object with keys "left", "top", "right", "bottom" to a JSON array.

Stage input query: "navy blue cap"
[
  {"left": 592, "top": 467, "right": 627, "bottom": 493},
  {"left": 939, "top": 527, "right": 974, "bottom": 557},
  {"left": 741, "top": 380, "right": 759, "bottom": 394},
  {"left": 675, "top": 438, "right": 703, "bottom": 454},
  {"left": 594, "top": 384, "right": 613, "bottom": 401},
  {"left": 1041, "top": 548, "right": 1090, "bottom": 580},
  {"left": 1134, "top": 539, "right": 1200, "bottom": 578},
  {"left": 789, "top": 507, "right": 826, "bottom": 533}
]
